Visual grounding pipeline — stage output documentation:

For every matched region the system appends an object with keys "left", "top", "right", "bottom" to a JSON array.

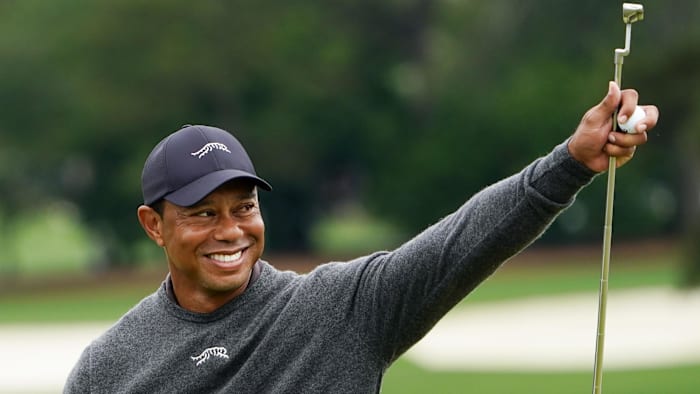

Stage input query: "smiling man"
[
  {"left": 64, "top": 83, "right": 658, "bottom": 393},
  {"left": 138, "top": 126, "right": 271, "bottom": 313},
  {"left": 141, "top": 181, "right": 265, "bottom": 313}
]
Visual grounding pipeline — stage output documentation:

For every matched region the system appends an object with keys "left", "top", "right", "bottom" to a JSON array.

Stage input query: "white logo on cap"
[{"left": 191, "top": 143, "right": 231, "bottom": 159}]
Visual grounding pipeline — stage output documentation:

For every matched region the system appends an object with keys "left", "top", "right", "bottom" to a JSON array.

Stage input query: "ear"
[{"left": 137, "top": 205, "right": 165, "bottom": 247}]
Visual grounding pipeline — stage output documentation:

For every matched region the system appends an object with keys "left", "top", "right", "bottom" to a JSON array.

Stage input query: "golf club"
[{"left": 592, "top": 3, "right": 644, "bottom": 394}]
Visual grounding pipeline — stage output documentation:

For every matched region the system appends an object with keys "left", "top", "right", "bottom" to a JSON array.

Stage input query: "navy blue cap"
[{"left": 141, "top": 125, "right": 272, "bottom": 206}]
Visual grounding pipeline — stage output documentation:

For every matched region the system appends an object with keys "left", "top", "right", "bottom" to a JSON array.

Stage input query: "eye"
[
  {"left": 237, "top": 203, "right": 257, "bottom": 216},
  {"left": 195, "top": 210, "right": 215, "bottom": 217}
]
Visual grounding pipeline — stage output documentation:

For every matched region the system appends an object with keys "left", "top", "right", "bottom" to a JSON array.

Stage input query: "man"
[{"left": 65, "top": 81, "right": 658, "bottom": 393}]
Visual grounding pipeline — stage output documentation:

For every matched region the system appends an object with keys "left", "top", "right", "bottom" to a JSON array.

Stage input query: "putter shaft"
[
  {"left": 593, "top": 26, "right": 627, "bottom": 393},
  {"left": 592, "top": 4, "right": 643, "bottom": 393},
  {"left": 592, "top": 156, "right": 616, "bottom": 394}
]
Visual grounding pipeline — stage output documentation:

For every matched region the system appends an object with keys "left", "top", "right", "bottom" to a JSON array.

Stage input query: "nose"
[{"left": 213, "top": 214, "right": 244, "bottom": 242}]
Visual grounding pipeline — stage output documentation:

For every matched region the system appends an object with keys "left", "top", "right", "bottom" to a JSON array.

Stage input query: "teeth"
[{"left": 209, "top": 251, "right": 242, "bottom": 263}]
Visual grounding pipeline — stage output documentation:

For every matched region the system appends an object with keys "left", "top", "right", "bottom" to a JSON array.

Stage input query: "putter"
[{"left": 592, "top": 3, "right": 644, "bottom": 394}]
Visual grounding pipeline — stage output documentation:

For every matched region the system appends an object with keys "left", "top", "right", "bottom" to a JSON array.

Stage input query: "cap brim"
[{"left": 163, "top": 169, "right": 272, "bottom": 207}]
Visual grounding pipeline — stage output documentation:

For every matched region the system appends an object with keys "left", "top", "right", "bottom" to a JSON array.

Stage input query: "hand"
[{"left": 568, "top": 81, "right": 659, "bottom": 173}]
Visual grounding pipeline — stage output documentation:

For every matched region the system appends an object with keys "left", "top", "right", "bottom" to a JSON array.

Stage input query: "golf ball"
[{"left": 618, "top": 106, "right": 645, "bottom": 134}]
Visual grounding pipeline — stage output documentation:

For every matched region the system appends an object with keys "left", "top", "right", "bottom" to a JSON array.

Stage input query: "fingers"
[
  {"left": 616, "top": 89, "right": 639, "bottom": 125},
  {"left": 588, "top": 82, "right": 644, "bottom": 127},
  {"left": 634, "top": 104, "right": 660, "bottom": 133},
  {"left": 605, "top": 127, "right": 648, "bottom": 168},
  {"left": 605, "top": 82, "right": 659, "bottom": 135},
  {"left": 605, "top": 131, "right": 648, "bottom": 152},
  {"left": 604, "top": 143, "right": 637, "bottom": 168},
  {"left": 604, "top": 144, "right": 636, "bottom": 157},
  {"left": 570, "top": 81, "right": 658, "bottom": 172}
]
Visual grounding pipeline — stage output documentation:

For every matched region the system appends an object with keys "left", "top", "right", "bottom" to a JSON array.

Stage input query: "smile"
[{"left": 208, "top": 250, "right": 243, "bottom": 263}]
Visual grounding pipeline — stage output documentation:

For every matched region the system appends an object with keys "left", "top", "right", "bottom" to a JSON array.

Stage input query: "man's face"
[{"left": 156, "top": 180, "right": 265, "bottom": 311}]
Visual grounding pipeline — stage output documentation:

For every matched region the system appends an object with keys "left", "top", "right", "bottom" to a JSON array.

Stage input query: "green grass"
[
  {"left": 0, "top": 286, "right": 151, "bottom": 323},
  {"left": 462, "top": 249, "right": 682, "bottom": 304},
  {"left": 383, "top": 359, "right": 700, "bottom": 394},
  {"left": 0, "top": 274, "right": 161, "bottom": 323}
]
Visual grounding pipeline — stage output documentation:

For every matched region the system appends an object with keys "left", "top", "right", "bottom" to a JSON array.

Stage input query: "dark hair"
[{"left": 149, "top": 199, "right": 165, "bottom": 217}]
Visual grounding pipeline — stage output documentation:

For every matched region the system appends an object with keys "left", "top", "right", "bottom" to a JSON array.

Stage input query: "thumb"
[
  {"left": 598, "top": 81, "right": 621, "bottom": 115},
  {"left": 582, "top": 81, "right": 621, "bottom": 127}
]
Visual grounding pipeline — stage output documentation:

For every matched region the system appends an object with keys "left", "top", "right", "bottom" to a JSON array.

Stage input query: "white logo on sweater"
[
  {"left": 191, "top": 346, "right": 229, "bottom": 366},
  {"left": 191, "top": 143, "right": 231, "bottom": 159}
]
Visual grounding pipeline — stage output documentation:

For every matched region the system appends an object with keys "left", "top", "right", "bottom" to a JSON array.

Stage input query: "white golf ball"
[{"left": 618, "top": 106, "right": 645, "bottom": 134}]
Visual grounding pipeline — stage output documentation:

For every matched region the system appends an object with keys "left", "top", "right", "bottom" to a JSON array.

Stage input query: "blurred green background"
[
  {"left": 1, "top": 0, "right": 699, "bottom": 392},
  {"left": 0, "top": 0, "right": 699, "bottom": 279}
]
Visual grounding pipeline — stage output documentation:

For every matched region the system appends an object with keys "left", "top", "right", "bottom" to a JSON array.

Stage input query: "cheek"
[
  {"left": 245, "top": 215, "right": 265, "bottom": 245},
  {"left": 164, "top": 225, "right": 210, "bottom": 253},
  {"left": 251, "top": 216, "right": 265, "bottom": 239}
]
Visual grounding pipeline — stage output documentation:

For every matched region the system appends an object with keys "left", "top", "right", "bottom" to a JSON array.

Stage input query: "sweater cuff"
[{"left": 531, "top": 141, "right": 598, "bottom": 204}]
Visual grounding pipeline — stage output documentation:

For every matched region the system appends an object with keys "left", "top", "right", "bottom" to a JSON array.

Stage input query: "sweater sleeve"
[
  {"left": 349, "top": 141, "right": 597, "bottom": 363},
  {"left": 63, "top": 345, "right": 91, "bottom": 393}
]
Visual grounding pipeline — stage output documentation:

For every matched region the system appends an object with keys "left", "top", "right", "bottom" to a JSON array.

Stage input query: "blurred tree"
[
  {"left": 0, "top": 0, "right": 443, "bottom": 259},
  {"left": 644, "top": 39, "right": 700, "bottom": 286},
  {"left": 370, "top": 1, "right": 619, "bottom": 240},
  {"left": 0, "top": 0, "right": 696, "bottom": 279},
  {"left": 626, "top": 0, "right": 700, "bottom": 285}
]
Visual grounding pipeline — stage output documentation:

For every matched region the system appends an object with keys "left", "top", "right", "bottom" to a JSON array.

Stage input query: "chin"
[{"left": 205, "top": 272, "right": 250, "bottom": 294}]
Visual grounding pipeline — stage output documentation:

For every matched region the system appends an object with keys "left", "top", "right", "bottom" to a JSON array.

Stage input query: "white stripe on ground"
[
  {"left": 405, "top": 286, "right": 700, "bottom": 372},
  {"left": 1, "top": 287, "right": 699, "bottom": 393}
]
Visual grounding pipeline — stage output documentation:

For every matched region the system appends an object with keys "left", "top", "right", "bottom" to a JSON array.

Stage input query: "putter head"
[{"left": 622, "top": 3, "right": 644, "bottom": 24}]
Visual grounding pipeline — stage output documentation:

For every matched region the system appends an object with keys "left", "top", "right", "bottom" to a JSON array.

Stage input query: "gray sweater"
[{"left": 64, "top": 142, "right": 595, "bottom": 393}]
